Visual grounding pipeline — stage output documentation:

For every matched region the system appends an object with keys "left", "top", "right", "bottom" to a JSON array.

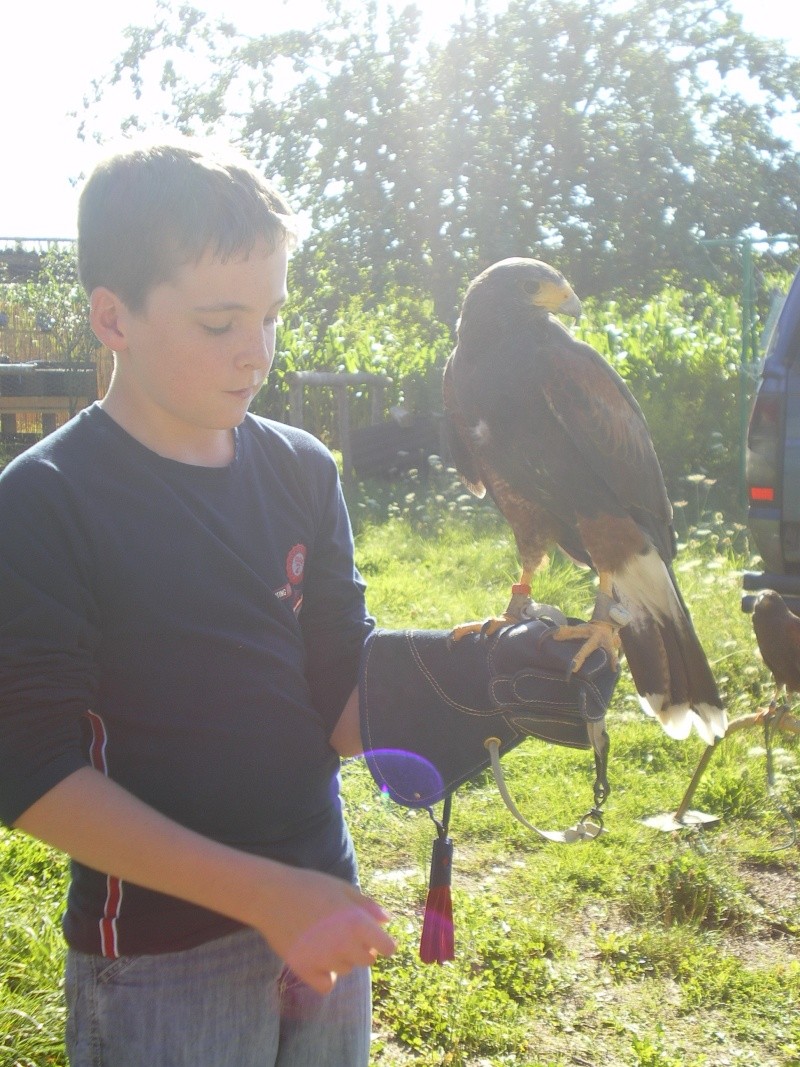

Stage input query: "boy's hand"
[{"left": 257, "top": 865, "right": 395, "bottom": 995}]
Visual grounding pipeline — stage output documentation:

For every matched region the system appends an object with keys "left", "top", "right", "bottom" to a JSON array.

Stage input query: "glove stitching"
[
  {"left": 360, "top": 632, "right": 378, "bottom": 756},
  {"left": 362, "top": 634, "right": 516, "bottom": 805},
  {"left": 580, "top": 676, "right": 609, "bottom": 714},
  {"left": 507, "top": 715, "right": 594, "bottom": 751},
  {"left": 489, "top": 670, "right": 590, "bottom": 710},
  {"left": 490, "top": 626, "right": 612, "bottom": 683},
  {"left": 360, "top": 629, "right": 614, "bottom": 808},
  {"left": 406, "top": 632, "right": 501, "bottom": 717}
]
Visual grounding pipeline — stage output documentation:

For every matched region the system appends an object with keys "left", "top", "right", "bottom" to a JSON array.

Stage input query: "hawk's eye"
[{"left": 523, "top": 278, "right": 541, "bottom": 295}]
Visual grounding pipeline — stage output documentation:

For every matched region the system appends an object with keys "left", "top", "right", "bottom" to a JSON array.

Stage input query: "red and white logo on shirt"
[
  {"left": 286, "top": 543, "right": 306, "bottom": 583},
  {"left": 274, "top": 543, "right": 306, "bottom": 614}
]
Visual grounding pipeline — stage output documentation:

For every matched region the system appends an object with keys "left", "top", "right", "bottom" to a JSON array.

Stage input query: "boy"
[
  {"left": 0, "top": 139, "right": 617, "bottom": 1065},
  {"left": 0, "top": 140, "right": 394, "bottom": 1065}
]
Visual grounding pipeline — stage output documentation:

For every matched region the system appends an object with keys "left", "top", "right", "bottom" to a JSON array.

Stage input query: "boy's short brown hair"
[{"left": 78, "top": 139, "right": 297, "bottom": 312}]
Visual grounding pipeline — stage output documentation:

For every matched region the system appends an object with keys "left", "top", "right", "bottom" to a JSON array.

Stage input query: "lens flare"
[{"left": 365, "top": 748, "right": 444, "bottom": 807}]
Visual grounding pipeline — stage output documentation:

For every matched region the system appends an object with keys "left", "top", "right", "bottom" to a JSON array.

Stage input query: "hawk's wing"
[
  {"left": 443, "top": 352, "right": 486, "bottom": 498},
  {"left": 534, "top": 319, "right": 675, "bottom": 561},
  {"left": 753, "top": 592, "right": 800, "bottom": 692}
]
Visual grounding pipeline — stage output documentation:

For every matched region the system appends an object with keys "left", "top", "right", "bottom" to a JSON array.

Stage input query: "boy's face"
[{"left": 97, "top": 239, "right": 289, "bottom": 463}]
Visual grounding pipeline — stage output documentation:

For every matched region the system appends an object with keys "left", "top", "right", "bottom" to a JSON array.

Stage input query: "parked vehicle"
[{"left": 743, "top": 266, "right": 800, "bottom": 612}]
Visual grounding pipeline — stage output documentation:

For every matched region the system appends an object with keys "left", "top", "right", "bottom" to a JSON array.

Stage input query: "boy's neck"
[{"left": 99, "top": 388, "right": 237, "bottom": 468}]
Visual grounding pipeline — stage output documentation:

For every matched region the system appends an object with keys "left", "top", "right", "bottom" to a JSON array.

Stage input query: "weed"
[{"left": 623, "top": 845, "right": 755, "bottom": 931}]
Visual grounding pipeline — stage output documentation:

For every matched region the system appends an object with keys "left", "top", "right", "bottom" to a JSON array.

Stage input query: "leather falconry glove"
[
  {"left": 358, "top": 609, "right": 620, "bottom": 963},
  {"left": 359, "top": 610, "right": 619, "bottom": 814}
]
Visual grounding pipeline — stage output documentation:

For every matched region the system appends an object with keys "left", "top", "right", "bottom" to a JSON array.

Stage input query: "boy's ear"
[{"left": 89, "top": 288, "right": 130, "bottom": 352}]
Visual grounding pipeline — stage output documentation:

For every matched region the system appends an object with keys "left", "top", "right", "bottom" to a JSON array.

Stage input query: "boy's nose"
[{"left": 239, "top": 329, "right": 273, "bottom": 371}]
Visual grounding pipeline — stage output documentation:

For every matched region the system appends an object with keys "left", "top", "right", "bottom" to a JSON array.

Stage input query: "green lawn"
[{"left": 2, "top": 477, "right": 798, "bottom": 1066}]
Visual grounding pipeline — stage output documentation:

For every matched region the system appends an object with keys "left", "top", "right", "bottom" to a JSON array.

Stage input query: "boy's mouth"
[{"left": 227, "top": 386, "right": 259, "bottom": 401}]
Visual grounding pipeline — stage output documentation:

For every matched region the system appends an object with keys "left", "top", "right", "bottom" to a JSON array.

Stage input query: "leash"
[{"left": 484, "top": 727, "right": 608, "bottom": 843}]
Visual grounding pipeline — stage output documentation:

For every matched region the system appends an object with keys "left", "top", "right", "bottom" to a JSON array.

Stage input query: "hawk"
[
  {"left": 443, "top": 258, "right": 726, "bottom": 745},
  {"left": 752, "top": 589, "right": 800, "bottom": 701}
]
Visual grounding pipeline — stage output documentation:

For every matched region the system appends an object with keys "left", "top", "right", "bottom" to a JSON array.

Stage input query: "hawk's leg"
[
  {"left": 755, "top": 693, "right": 791, "bottom": 723},
  {"left": 553, "top": 572, "right": 630, "bottom": 672},
  {"left": 450, "top": 568, "right": 537, "bottom": 642}
]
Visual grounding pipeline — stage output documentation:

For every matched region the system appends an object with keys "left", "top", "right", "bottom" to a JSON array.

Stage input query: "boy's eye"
[{"left": 202, "top": 322, "right": 233, "bottom": 336}]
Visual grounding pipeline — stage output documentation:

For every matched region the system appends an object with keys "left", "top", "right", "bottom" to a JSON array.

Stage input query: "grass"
[{"left": 1, "top": 467, "right": 799, "bottom": 1066}]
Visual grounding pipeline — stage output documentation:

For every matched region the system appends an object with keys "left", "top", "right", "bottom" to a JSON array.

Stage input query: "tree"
[{"left": 81, "top": 0, "right": 800, "bottom": 324}]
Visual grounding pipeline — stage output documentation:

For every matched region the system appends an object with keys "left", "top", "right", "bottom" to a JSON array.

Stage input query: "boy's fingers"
[
  {"left": 359, "top": 895, "right": 393, "bottom": 926},
  {"left": 301, "top": 968, "right": 337, "bottom": 996},
  {"left": 351, "top": 899, "right": 396, "bottom": 956},
  {"left": 370, "top": 924, "right": 397, "bottom": 956},
  {"left": 287, "top": 908, "right": 396, "bottom": 994},
  {"left": 340, "top": 905, "right": 396, "bottom": 958}
]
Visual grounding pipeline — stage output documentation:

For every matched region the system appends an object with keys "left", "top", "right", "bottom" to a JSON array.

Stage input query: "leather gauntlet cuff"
[{"left": 358, "top": 617, "right": 619, "bottom": 808}]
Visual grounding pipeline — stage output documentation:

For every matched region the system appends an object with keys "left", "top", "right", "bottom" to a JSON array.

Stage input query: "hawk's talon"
[
  {"left": 755, "top": 699, "right": 791, "bottom": 727},
  {"left": 450, "top": 616, "right": 512, "bottom": 644},
  {"left": 753, "top": 702, "right": 775, "bottom": 724},
  {"left": 553, "top": 620, "right": 621, "bottom": 673}
]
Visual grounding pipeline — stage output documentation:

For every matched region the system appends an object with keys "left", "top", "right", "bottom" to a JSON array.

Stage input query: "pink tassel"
[{"left": 419, "top": 834, "right": 454, "bottom": 963}]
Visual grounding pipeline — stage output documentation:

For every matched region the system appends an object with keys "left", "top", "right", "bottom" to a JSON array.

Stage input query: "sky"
[{"left": 2, "top": 0, "right": 799, "bottom": 241}]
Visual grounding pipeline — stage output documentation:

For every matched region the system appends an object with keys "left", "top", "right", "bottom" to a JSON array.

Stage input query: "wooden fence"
[
  {"left": 0, "top": 338, "right": 113, "bottom": 437},
  {"left": 285, "top": 370, "right": 445, "bottom": 491}
]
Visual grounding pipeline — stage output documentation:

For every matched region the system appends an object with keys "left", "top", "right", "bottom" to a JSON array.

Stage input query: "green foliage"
[
  {"left": 3, "top": 246, "right": 751, "bottom": 501},
  {"left": 353, "top": 468, "right": 595, "bottom": 630},
  {"left": 0, "top": 233, "right": 765, "bottom": 511},
  {"left": 349, "top": 496, "right": 799, "bottom": 1063},
  {"left": 595, "top": 926, "right": 690, "bottom": 982},
  {"left": 575, "top": 286, "right": 743, "bottom": 502},
  {"left": 81, "top": 0, "right": 800, "bottom": 320},
  {"left": 1, "top": 249, "right": 96, "bottom": 363},
  {"left": 371, "top": 896, "right": 564, "bottom": 1064},
  {"left": 253, "top": 282, "right": 452, "bottom": 435},
  {"left": 626, "top": 847, "right": 756, "bottom": 930},
  {"left": 593, "top": 923, "right": 800, "bottom": 1062},
  {"left": 0, "top": 831, "right": 68, "bottom": 1067},
  {"left": 629, "top": 1031, "right": 696, "bottom": 1067}
]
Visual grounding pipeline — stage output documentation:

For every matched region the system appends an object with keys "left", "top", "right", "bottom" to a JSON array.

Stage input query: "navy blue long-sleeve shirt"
[{"left": 0, "top": 405, "right": 373, "bottom": 955}]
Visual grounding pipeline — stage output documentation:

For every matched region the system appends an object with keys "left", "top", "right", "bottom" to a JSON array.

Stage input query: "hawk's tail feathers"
[{"left": 613, "top": 549, "right": 727, "bottom": 745}]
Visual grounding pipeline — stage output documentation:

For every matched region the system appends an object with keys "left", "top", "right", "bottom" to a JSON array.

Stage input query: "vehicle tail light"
[{"left": 746, "top": 386, "right": 782, "bottom": 509}]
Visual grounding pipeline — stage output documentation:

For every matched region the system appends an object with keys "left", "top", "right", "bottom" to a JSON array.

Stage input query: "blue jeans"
[{"left": 64, "top": 927, "right": 372, "bottom": 1066}]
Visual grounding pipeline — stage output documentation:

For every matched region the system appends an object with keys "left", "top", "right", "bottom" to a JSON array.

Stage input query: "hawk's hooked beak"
[
  {"left": 532, "top": 279, "right": 582, "bottom": 319},
  {"left": 559, "top": 290, "right": 582, "bottom": 319}
]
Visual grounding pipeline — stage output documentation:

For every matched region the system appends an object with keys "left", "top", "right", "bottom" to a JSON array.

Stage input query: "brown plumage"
[
  {"left": 444, "top": 257, "right": 726, "bottom": 744},
  {"left": 752, "top": 590, "right": 800, "bottom": 699}
]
